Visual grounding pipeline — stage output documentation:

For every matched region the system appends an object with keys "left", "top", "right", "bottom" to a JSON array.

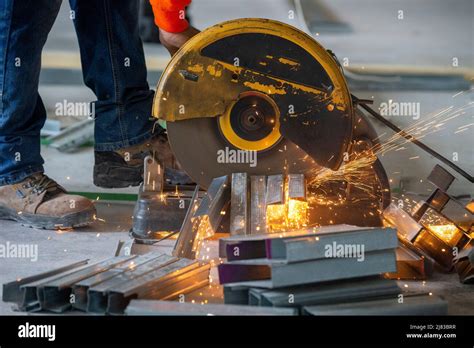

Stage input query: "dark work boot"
[
  {"left": 93, "top": 133, "right": 193, "bottom": 188},
  {"left": 0, "top": 173, "right": 96, "bottom": 229}
]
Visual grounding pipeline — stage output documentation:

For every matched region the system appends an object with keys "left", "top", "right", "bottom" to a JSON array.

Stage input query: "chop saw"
[{"left": 152, "top": 18, "right": 391, "bottom": 226}]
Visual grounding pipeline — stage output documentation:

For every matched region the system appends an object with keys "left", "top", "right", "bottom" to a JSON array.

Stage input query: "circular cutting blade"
[{"left": 167, "top": 116, "right": 318, "bottom": 189}]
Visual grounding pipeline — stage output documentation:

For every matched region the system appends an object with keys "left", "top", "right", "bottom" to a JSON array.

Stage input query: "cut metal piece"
[
  {"left": 385, "top": 245, "right": 432, "bottom": 280},
  {"left": 37, "top": 256, "right": 134, "bottom": 313},
  {"left": 419, "top": 207, "right": 470, "bottom": 248},
  {"left": 221, "top": 225, "right": 394, "bottom": 262},
  {"left": 453, "top": 242, "right": 474, "bottom": 284},
  {"left": 106, "top": 259, "right": 209, "bottom": 315},
  {"left": 72, "top": 252, "right": 164, "bottom": 311},
  {"left": 248, "top": 288, "right": 267, "bottom": 306},
  {"left": 253, "top": 277, "right": 400, "bottom": 308},
  {"left": 230, "top": 173, "right": 249, "bottom": 236},
  {"left": 279, "top": 227, "right": 397, "bottom": 263},
  {"left": 139, "top": 264, "right": 210, "bottom": 301},
  {"left": 19, "top": 263, "right": 99, "bottom": 312},
  {"left": 219, "top": 225, "right": 322, "bottom": 258},
  {"left": 218, "top": 249, "right": 397, "bottom": 287},
  {"left": 223, "top": 285, "right": 251, "bottom": 305},
  {"left": 413, "top": 229, "right": 454, "bottom": 272},
  {"left": 265, "top": 174, "right": 284, "bottom": 205},
  {"left": 303, "top": 294, "right": 448, "bottom": 316},
  {"left": 250, "top": 175, "right": 267, "bottom": 234},
  {"left": 383, "top": 204, "right": 423, "bottom": 242},
  {"left": 125, "top": 299, "right": 298, "bottom": 316},
  {"left": 87, "top": 254, "right": 176, "bottom": 313},
  {"left": 429, "top": 189, "right": 450, "bottom": 211},
  {"left": 175, "top": 176, "right": 230, "bottom": 259},
  {"left": 288, "top": 174, "right": 306, "bottom": 201},
  {"left": 172, "top": 185, "right": 201, "bottom": 259},
  {"left": 2, "top": 259, "right": 89, "bottom": 304},
  {"left": 427, "top": 164, "right": 456, "bottom": 191},
  {"left": 440, "top": 199, "right": 473, "bottom": 233},
  {"left": 192, "top": 175, "right": 230, "bottom": 233}
]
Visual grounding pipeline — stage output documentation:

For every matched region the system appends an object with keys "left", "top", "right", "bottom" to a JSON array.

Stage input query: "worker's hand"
[{"left": 159, "top": 26, "right": 200, "bottom": 56}]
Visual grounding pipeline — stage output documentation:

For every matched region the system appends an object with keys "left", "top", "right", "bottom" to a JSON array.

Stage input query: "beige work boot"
[{"left": 0, "top": 173, "right": 96, "bottom": 230}]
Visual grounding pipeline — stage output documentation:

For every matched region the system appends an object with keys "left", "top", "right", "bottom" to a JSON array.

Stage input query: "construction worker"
[{"left": 0, "top": 0, "right": 197, "bottom": 229}]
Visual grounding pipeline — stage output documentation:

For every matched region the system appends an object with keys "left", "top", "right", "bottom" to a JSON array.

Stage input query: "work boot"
[
  {"left": 93, "top": 133, "right": 193, "bottom": 188},
  {"left": 0, "top": 173, "right": 96, "bottom": 229}
]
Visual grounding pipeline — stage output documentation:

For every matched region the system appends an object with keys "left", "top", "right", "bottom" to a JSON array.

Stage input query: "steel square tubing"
[
  {"left": 172, "top": 185, "right": 201, "bottom": 259},
  {"left": 303, "top": 294, "right": 447, "bottom": 315},
  {"left": 279, "top": 227, "right": 397, "bottom": 263},
  {"left": 287, "top": 174, "right": 306, "bottom": 201},
  {"left": 250, "top": 175, "right": 267, "bottom": 234},
  {"left": 36, "top": 256, "right": 134, "bottom": 313},
  {"left": 427, "top": 164, "right": 455, "bottom": 191},
  {"left": 218, "top": 249, "right": 397, "bottom": 287},
  {"left": 72, "top": 252, "right": 165, "bottom": 311},
  {"left": 125, "top": 299, "right": 298, "bottom": 316},
  {"left": 2, "top": 259, "right": 88, "bottom": 304},
  {"left": 87, "top": 254, "right": 176, "bottom": 313},
  {"left": 219, "top": 226, "right": 324, "bottom": 258},
  {"left": 383, "top": 203, "right": 423, "bottom": 242},
  {"left": 106, "top": 259, "right": 200, "bottom": 314},
  {"left": 253, "top": 277, "right": 400, "bottom": 308},
  {"left": 193, "top": 175, "right": 230, "bottom": 232},
  {"left": 230, "top": 173, "right": 249, "bottom": 236},
  {"left": 222, "top": 225, "right": 388, "bottom": 262},
  {"left": 265, "top": 174, "right": 284, "bottom": 205},
  {"left": 385, "top": 246, "right": 430, "bottom": 280},
  {"left": 143, "top": 264, "right": 210, "bottom": 301}
]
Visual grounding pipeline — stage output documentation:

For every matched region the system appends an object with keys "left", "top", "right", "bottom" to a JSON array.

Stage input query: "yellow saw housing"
[{"left": 152, "top": 18, "right": 355, "bottom": 187}]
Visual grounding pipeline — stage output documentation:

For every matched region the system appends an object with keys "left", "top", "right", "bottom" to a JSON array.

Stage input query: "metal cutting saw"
[{"left": 152, "top": 18, "right": 391, "bottom": 226}]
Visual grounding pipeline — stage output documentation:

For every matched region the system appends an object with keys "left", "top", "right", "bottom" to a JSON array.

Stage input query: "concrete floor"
[
  {"left": 0, "top": 0, "right": 473, "bottom": 315},
  {"left": 0, "top": 201, "right": 132, "bottom": 315}
]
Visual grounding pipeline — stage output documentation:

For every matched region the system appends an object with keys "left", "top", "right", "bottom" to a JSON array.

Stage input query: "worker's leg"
[
  {"left": 0, "top": 0, "right": 61, "bottom": 186},
  {"left": 0, "top": 0, "right": 96, "bottom": 229},
  {"left": 69, "top": 0, "right": 158, "bottom": 152},
  {"left": 69, "top": 0, "right": 190, "bottom": 188}
]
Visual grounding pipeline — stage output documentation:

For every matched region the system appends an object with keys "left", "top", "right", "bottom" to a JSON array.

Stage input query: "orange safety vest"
[{"left": 149, "top": 0, "right": 191, "bottom": 33}]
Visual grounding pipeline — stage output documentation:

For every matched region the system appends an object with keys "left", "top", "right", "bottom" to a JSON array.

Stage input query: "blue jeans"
[{"left": 0, "top": 0, "right": 157, "bottom": 186}]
